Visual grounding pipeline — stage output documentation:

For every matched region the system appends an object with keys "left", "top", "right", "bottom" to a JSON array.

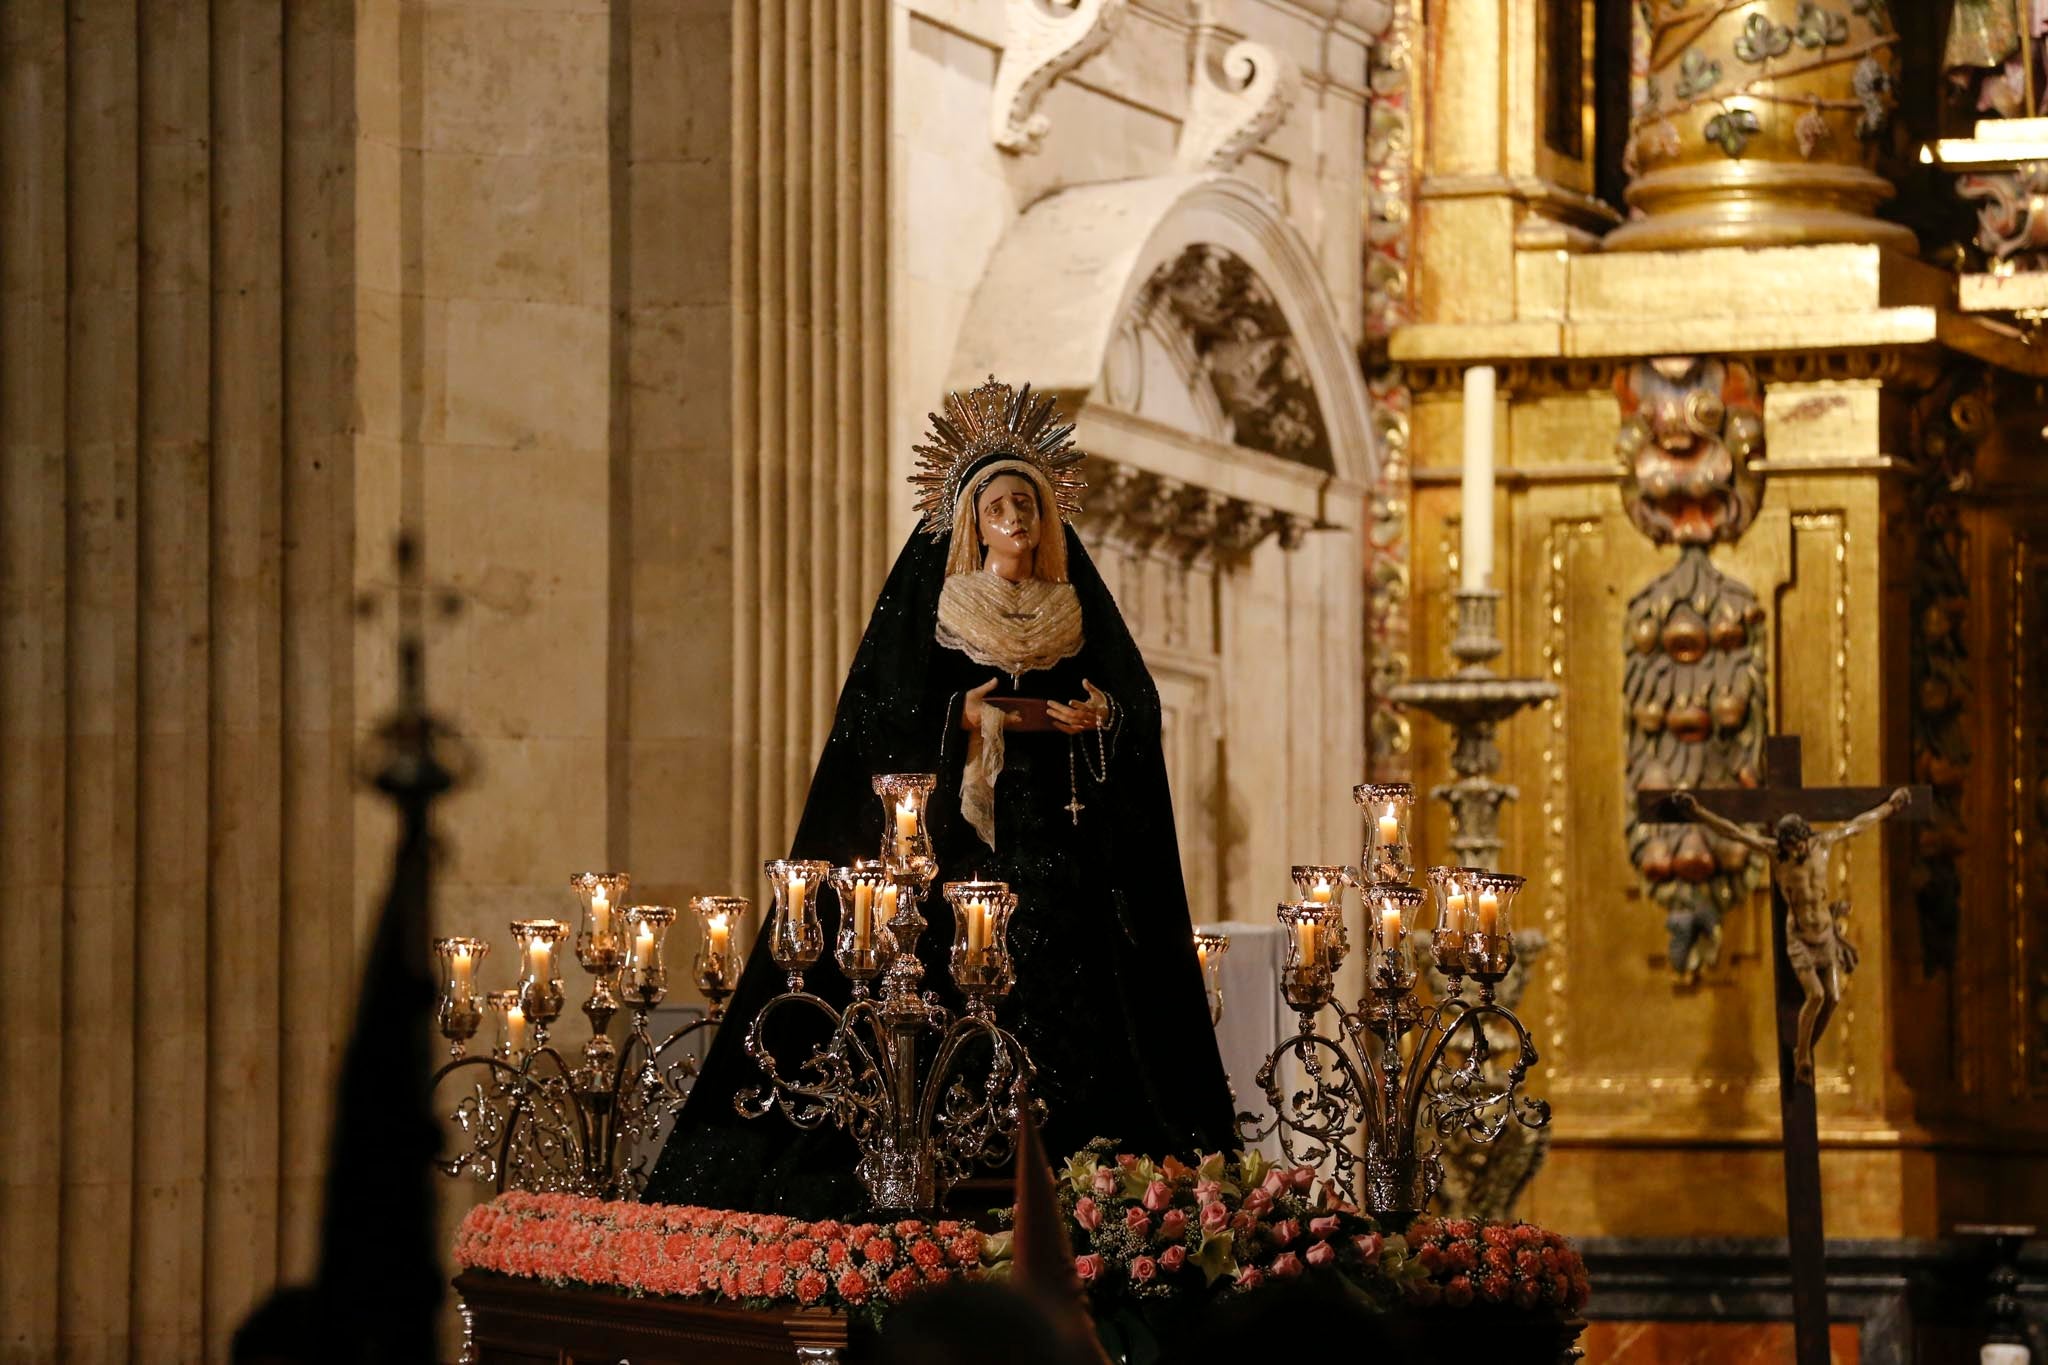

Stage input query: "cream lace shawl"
[{"left": 935, "top": 572, "right": 1085, "bottom": 848}]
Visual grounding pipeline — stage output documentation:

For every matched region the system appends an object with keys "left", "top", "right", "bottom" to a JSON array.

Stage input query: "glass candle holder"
[
  {"left": 434, "top": 936, "right": 488, "bottom": 1047},
  {"left": 690, "top": 895, "right": 749, "bottom": 1010},
  {"left": 1354, "top": 782, "right": 1416, "bottom": 882},
  {"left": 1277, "top": 899, "right": 1341, "bottom": 1012},
  {"left": 510, "top": 919, "right": 569, "bottom": 1028},
  {"left": 570, "top": 872, "right": 631, "bottom": 974},
  {"left": 873, "top": 773, "right": 937, "bottom": 876},
  {"left": 831, "top": 862, "right": 896, "bottom": 985},
  {"left": 1426, "top": 866, "right": 1474, "bottom": 978},
  {"left": 1290, "top": 865, "right": 1355, "bottom": 958},
  {"left": 1194, "top": 929, "right": 1230, "bottom": 1025},
  {"left": 1461, "top": 870, "right": 1525, "bottom": 982},
  {"left": 764, "top": 860, "right": 830, "bottom": 976},
  {"left": 621, "top": 904, "right": 676, "bottom": 1008},
  {"left": 1367, "top": 883, "right": 1426, "bottom": 984},
  {"left": 942, "top": 880, "right": 1018, "bottom": 1003},
  {"left": 486, "top": 988, "right": 524, "bottom": 1059}
]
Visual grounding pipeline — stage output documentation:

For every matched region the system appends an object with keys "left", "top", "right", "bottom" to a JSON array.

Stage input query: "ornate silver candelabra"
[
  {"left": 430, "top": 878, "right": 742, "bottom": 1198},
  {"left": 1385, "top": 588, "right": 1558, "bottom": 869},
  {"left": 1238, "top": 783, "right": 1552, "bottom": 1219},
  {"left": 737, "top": 773, "right": 1041, "bottom": 1212}
]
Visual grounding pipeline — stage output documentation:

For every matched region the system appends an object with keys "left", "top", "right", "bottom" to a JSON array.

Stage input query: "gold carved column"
[{"left": 1391, "top": 0, "right": 2048, "bottom": 1240}]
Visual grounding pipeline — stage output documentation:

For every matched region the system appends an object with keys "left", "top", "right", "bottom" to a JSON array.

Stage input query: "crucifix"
[{"left": 1640, "top": 735, "right": 1929, "bottom": 1365}]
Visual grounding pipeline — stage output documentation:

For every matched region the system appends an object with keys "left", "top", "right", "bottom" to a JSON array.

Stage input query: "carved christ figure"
[{"left": 1674, "top": 787, "right": 1912, "bottom": 1085}]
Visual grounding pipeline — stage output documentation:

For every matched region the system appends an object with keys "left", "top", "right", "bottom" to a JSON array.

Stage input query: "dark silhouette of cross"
[{"left": 1639, "top": 735, "right": 1929, "bottom": 1365}]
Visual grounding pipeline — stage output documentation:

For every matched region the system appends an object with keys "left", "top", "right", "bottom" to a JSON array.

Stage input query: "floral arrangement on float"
[
  {"left": 452, "top": 1147, "right": 1589, "bottom": 1339},
  {"left": 453, "top": 1192, "right": 983, "bottom": 1325}
]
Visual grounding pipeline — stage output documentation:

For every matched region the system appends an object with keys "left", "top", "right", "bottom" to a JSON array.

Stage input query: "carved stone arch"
[
  {"left": 946, "top": 172, "right": 1379, "bottom": 492},
  {"left": 943, "top": 171, "right": 1371, "bottom": 962}
]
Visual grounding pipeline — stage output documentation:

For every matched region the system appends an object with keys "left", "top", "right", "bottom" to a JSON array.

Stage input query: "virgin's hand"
[
  {"left": 963, "top": 677, "right": 1000, "bottom": 730},
  {"left": 1049, "top": 679, "right": 1109, "bottom": 735}
]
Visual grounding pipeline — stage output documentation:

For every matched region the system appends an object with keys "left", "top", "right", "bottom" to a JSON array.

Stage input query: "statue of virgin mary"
[{"left": 643, "top": 379, "right": 1237, "bottom": 1215}]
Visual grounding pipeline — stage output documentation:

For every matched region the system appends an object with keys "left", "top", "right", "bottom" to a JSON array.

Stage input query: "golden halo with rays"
[{"left": 910, "top": 377, "right": 1088, "bottom": 539}]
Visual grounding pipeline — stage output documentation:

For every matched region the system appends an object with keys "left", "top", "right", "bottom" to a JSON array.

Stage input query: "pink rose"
[
  {"left": 1131, "top": 1255, "right": 1157, "bottom": 1283},
  {"left": 1143, "top": 1180, "right": 1173, "bottom": 1212},
  {"left": 1092, "top": 1167, "right": 1117, "bottom": 1198},
  {"left": 1309, "top": 1215, "right": 1342, "bottom": 1239},
  {"left": 1270, "top": 1219, "right": 1301, "bottom": 1247},
  {"left": 1200, "top": 1201, "right": 1231, "bottom": 1235},
  {"left": 1242, "top": 1189, "right": 1273, "bottom": 1217},
  {"left": 1125, "top": 1207, "right": 1151, "bottom": 1238},
  {"left": 1352, "top": 1232, "right": 1382, "bottom": 1266},
  {"left": 1306, "top": 1240, "right": 1335, "bottom": 1267},
  {"left": 1289, "top": 1167, "right": 1317, "bottom": 1192},
  {"left": 1074, "top": 1197, "right": 1103, "bottom": 1232},
  {"left": 1158, "top": 1209, "right": 1187, "bottom": 1241},
  {"left": 1194, "top": 1180, "right": 1223, "bottom": 1206},
  {"left": 1160, "top": 1244, "right": 1187, "bottom": 1272},
  {"left": 1237, "top": 1267, "right": 1265, "bottom": 1291},
  {"left": 1074, "top": 1253, "right": 1103, "bottom": 1284},
  {"left": 1259, "top": 1170, "right": 1287, "bottom": 1199},
  {"left": 1270, "top": 1252, "right": 1303, "bottom": 1278}
]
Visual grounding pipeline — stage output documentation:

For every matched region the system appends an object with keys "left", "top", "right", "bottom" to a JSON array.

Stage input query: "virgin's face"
[{"left": 975, "top": 474, "right": 1041, "bottom": 557}]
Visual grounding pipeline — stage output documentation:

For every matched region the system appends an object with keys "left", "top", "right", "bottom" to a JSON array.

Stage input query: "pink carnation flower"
[{"left": 837, "top": 1270, "right": 872, "bottom": 1305}]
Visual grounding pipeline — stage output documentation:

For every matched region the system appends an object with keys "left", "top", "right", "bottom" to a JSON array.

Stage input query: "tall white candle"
[
  {"left": 506, "top": 1004, "right": 529, "bottom": 1054},
  {"left": 1461, "top": 365, "right": 1496, "bottom": 590},
  {"left": 451, "top": 946, "right": 474, "bottom": 997},
  {"left": 590, "top": 888, "right": 611, "bottom": 941}
]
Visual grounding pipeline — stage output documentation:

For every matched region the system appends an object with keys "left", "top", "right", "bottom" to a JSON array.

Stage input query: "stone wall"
[{"left": 0, "top": 1, "right": 357, "bottom": 1357}]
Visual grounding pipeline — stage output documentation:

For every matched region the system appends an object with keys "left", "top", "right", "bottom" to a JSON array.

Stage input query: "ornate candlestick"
[
  {"left": 430, "top": 884, "right": 749, "bottom": 1199},
  {"left": 736, "top": 774, "right": 1041, "bottom": 1212},
  {"left": 1239, "top": 787, "right": 1552, "bottom": 1221},
  {"left": 1384, "top": 588, "right": 1558, "bottom": 871}
]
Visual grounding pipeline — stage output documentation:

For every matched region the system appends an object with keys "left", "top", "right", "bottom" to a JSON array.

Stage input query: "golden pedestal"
[{"left": 1606, "top": 0, "right": 1914, "bottom": 254}]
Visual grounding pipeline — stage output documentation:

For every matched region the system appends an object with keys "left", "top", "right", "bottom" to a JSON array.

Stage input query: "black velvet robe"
[{"left": 641, "top": 524, "right": 1236, "bottom": 1215}]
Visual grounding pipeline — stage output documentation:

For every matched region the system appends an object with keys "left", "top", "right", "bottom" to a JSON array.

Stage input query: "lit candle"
[
  {"left": 633, "top": 924, "right": 656, "bottom": 970},
  {"left": 451, "top": 946, "right": 474, "bottom": 997},
  {"left": 1381, "top": 899, "right": 1403, "bottom": 949},
  {"left": 1446, "top": 889, "right": 1468, "bottom": 932},
  {"left": 506, "top": 1004, "right": 529, "bottom": 1054},
  {"left": 529, "top": 938, "right": 553, "bottom": 983},
  {"left": 590, "top": 888, "right": 611, "bottom": 941},
  {"left": 895, "top": 799, "right": 918, "bottom": 858},
  {"left": 707, "top": 911, "right": 731, "bottom": 958},
  {"left": 1378, "top": 812, "right": 1401, "bottom": 846},
  {"left": 966, "top": 898, "right": 990, "bottom": 961},
  {"left": 1462, "top": 365, "right": 1495, "bottom": 590},
  {"left": 787, "top": 876, "right": 808, "bottom": 952},
  {"left": 1477, "top": 890, "right": 1500, "bottom": 936},
  {"left": 1310, "top": 878, "right": 1334, "bottom": 905},
  {"left": 1196, "top": 938, "right": 1210, "bottom": 972},
  {"left": 878, "top": 885, "right": 899, "bottom": 927},
  {"left": 852, "top": 882, "right": 874, "bottom": 953},
  {"left": 1295, "top": 918, "right": 1320, "bottom": 970}
]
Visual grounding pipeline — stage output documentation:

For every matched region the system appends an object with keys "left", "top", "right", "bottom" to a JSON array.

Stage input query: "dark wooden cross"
[{"left": 1639, "top": 735, "right": 1930, "bottom": 1365}]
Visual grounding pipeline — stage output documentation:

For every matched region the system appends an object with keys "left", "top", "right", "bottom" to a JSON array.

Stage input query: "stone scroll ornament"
[
  {"left": 990, "top": 0, "right": 1126, "bottom": 154},
  {"left": 1617, "top": 357, "right": 1770, "bottom": 977}
]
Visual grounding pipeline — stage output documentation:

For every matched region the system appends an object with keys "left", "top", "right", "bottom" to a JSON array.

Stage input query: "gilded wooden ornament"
[{"left": 1616, "top": 358, "right": 1770, "bottom": 976}]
